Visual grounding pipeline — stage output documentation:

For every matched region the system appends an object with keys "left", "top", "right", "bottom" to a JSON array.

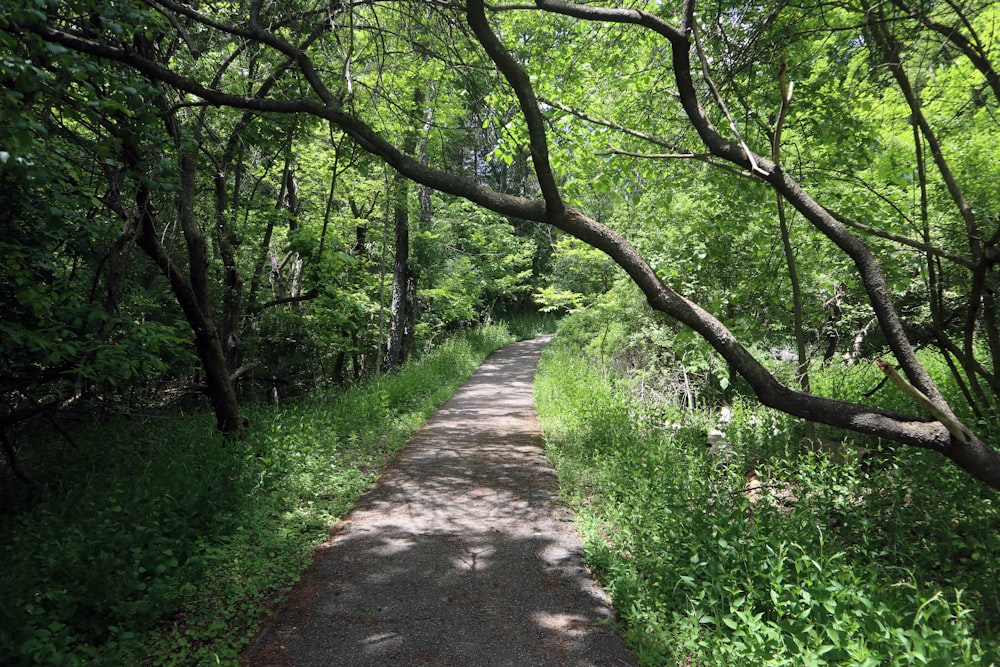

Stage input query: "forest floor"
[{"left": 239, "top": 336, "right": 635, "bottom": 667}]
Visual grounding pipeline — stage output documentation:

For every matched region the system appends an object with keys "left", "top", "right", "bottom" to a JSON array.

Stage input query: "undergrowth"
[
  {"left": 0, "top": 322, "right": 530, "bottom": 666},
  {"left": 536, "top": 334, "right": 1000, "bottom": 666}
]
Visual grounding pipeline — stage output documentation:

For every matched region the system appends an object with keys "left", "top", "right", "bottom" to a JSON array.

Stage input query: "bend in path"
[{"left": 241, "top": 336, "right": 636, "bottom": 667}]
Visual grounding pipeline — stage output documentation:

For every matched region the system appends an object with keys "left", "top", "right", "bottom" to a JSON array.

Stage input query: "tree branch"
[
  {"left": 827, "top": 209, "right": 975, "bottom": 270},
  {"left": 889, "top": 0, "right": 1000, "bottom": 104},
  {"left": 596, "top": 147, "right": 752, "bottom": 179},
  {"left": 20, "top": 0, "right": 1000, "bottom": 485},
  {"left": 541, "top": 96, "right": 751, "bottom": 178},
  {"left": 877, "top": 359, "right": 970, "bottom": 443},
  {"left": 691, "top": 21, "right": 766, "bottom": 176},
  {"left": 17, "top": 17, "right": 545, "bottom": 223},
  {"left": 467, "top": 0, "right": 563, "bottom": 217},
  {"left": 247, "top": 289, "right": 320, "bottom": 315}
]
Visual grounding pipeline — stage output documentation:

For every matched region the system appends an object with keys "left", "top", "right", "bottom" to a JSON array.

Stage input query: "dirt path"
[{"left": 240, "top": 336, "right": 636, "bottom": 666}]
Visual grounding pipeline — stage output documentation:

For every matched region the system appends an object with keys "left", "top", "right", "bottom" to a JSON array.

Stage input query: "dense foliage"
[
  {"left": 538, "top": 316, "right": 1000, "bottom": 665},
  {"left": 2, "top": 0, "right": 999, "bottom": 473},
  {"left": 2, "top": 0, "right": 1000, "bottom": 661},
  {"left": 0, "top": 323, "right": 540, "bottom": 665}
]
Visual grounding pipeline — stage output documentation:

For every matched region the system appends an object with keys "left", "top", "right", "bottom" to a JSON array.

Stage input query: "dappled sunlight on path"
[{"left": 240, "top": 336, "right": 634, "bottom": 666}]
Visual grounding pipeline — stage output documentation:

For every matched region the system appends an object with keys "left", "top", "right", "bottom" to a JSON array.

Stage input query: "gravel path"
[{"left": 240, "top": 336, "right": 636, "bottom": 666}]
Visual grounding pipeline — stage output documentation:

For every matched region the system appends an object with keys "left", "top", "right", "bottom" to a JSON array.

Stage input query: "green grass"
[
  {"left": 536, "top": 335, "right": 1000, "bottom": 666},
  {"left": 0, "top": 323, "right": 527, "bottom": 666}
]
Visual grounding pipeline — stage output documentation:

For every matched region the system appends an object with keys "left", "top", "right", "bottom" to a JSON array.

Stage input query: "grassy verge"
[
  {"left": 536, "top": 335, "right": 1000, "bottom": 666},
  {"left": 0, "top": 322, "right": 537, "bottom": 666}
]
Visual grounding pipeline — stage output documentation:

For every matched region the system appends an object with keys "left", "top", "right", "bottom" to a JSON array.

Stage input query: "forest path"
[{"left": 240, "top": 336, "right": 635, "bottom": 666}]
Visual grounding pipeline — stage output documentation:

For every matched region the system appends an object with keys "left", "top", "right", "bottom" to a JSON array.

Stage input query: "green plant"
[
  {"left": 0, "top": 325, "right": 516, "bottom": 666},
  {"left": 536, "top": 335, "right": 1000, "bottom": 666}
]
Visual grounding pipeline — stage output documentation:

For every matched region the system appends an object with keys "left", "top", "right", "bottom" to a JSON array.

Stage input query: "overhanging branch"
[
  {"left": 16, "top": 1, "right": 1000, "bottom": 486},
  {"left": 467, "top": 0, "right": 563, "bottom": 217}
]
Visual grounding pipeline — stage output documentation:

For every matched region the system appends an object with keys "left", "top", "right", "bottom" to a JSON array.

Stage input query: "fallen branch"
[
  {"left": 230, "top": 363, "right": 259, "bottom": 381},
  {"left": 876, "top": 358, "right": 969, "bottom": 443}
]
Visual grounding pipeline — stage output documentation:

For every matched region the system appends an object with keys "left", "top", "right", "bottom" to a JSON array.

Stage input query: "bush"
[
  {"left": 0, "top": 324, "right": 517, "bottom": 666},
  {"left": 536, "top": 335, "right": 1000, "bottom": 666}
]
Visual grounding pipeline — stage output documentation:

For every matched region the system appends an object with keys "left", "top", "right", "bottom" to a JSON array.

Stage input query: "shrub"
[
  {"left": 536, "top": 336, "right": 1000, "bottom": 666},
  {"left": 0, "top": 324, "right": 517, "bottom": 666}
]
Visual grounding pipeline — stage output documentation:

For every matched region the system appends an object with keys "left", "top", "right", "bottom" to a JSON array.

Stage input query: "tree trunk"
[
  {"left": 116, "top": 111, "right": 243, "bottom": 435},
  {"left": 777, "top": 195, "right": 816, "bottom": 443},
  {"left": 383, "top": 181, "right": 410, "bottom": 371},
  {"left": 134, "top": 180, "right": 242, "bottom": 434},
  {"left": 28, "top": 0, "right": 1000, "bottom": 480},
  {"left": 214, "top": 166, "right": 244, "bottom": 375},
  {"left": 383, "top": 88, "right": 427, "bottom": 371}
]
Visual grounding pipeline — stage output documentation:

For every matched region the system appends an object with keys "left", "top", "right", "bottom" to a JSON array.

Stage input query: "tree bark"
[
  {"left": 383, "top": 177, "right": 411, "bottom": 371},
  {"left": 106, "top": 100, "right": 245, "bottom": 435},
  {"left": 383, "top": 88, "right": 426, "bottom": 372},
  {"left": 133, "top": 180, "right": 242, "bottom": 434}
]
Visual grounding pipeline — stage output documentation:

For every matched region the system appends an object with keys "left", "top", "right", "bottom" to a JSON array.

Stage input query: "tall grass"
[
  {"left": 0, "top": 323, "right": 521, "bottom": 666},
  {"left": 536, "top": 335, "right": 1000, "bottom": 666}
]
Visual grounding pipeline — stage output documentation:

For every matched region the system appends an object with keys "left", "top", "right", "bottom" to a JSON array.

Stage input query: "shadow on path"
[{"left": 240, "top": 336, "right": 636, "bottom": 666}]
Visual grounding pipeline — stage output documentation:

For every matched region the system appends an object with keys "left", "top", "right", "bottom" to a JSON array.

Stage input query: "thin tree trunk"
[
  {"left": 131, "top": 95, "right": 242, "bottom": 434},
  {"left": 134, "top": 179, "right": 242, "bottom": 434},
  {"left": 383, "top": 88, "right": 427, "bottom": 371},
  {"left": 247, "top": 132, "right": 295, "bottom": 314},
  {"left": 377, "top": 183, "right": 390, "bottom": 373},
  {"left": 214, "top": 166, "right": 244, "bottom": 374},
  {"left": 866, "top": 9, "right": 1000, "bottom": 396},
  {"left": 409, "top": 90, "right": 437, "bottom": 359},
  {"left": 770, "top": 58, "right": 814, "bottom": 443},
  {"left": 383, "top": 184, "right": 410, "bottom": 371},
  {"left": 777, "top": 195, "right": 816, "bottom": 443}
]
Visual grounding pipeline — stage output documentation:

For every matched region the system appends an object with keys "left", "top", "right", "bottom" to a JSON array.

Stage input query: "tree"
[
  {"left": 11, "top": 0, "right": 1000, "bottom": 486},
  {"left": 0, "top": 13, "right": 199, "bottom": 465}
]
